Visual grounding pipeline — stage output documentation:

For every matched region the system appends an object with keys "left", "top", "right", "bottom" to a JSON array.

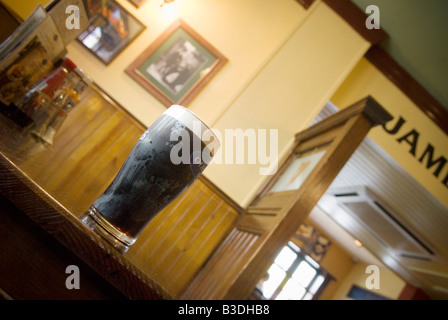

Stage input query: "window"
[{"left": 256, "top": 241, "right": 331, "bottom": 300}]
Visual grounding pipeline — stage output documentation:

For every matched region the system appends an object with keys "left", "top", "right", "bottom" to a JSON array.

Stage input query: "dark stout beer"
[{"left": 84, "top": 105, "right": 218, "bottom": 250}]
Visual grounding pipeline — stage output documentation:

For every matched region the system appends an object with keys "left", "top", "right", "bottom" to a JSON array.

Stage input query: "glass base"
[{"left": 81, "top": 206, "right": 136, "bottom": 254}]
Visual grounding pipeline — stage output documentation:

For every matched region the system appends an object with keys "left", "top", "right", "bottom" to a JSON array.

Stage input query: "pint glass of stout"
[{"left": 82, "top": 105, "right": 220, "bottom": 252}]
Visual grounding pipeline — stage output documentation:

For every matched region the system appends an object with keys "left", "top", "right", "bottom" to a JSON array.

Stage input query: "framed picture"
[
  {"left": 128, "top": 0, "right": 147, "bottom": 8},
  {"left": 293, "top": 223, "right": 331, "bottom": 262},
  {"left": 77, "top": 0, "right": 146, "bottom": 65},
  {"left": 269, "top": 149, "right": 327, "bottom": 193},
  {"left": 125, "top": 19, "right": 228, "bottom": 107},
  {"left": 347, "top": 285, "right": 390, "bottom": 300}
]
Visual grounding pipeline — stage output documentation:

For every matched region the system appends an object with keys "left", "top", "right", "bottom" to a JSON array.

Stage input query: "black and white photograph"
[
  {"left": 145, "top": 37, "right": 208, "bottom": 95},
  {"left": 126, "top": 19, "right": 227, "bottom": 107}
]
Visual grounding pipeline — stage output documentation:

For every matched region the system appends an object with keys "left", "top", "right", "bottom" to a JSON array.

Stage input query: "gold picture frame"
[
  {"left": 77, "top": 0, "right": 146, "bottom": 65},
  {"left": 125, "top": 19, "right": 227, "bottom": 107}
]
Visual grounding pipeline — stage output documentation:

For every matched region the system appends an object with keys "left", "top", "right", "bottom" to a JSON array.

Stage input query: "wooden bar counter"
[{"left": 0, "top": 85, "right": 239, "bottom": 299}]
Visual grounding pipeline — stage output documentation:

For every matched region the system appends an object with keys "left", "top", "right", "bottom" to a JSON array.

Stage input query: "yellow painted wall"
[
  {"left": 1, "top": 0, "right": 51, "bottom": 20},
  {"left": 59, "top": 0, "right": 309, "bottom": 206},
  {"left": 3, "top": 0, "right": 370, "bottom": 207},
  {"left": 2, "top": 0, "right": 305, "bottom": 126},
  {"left": 331, "top": 262, "right": 406, "bottom": 300},
  {"left": 3, "top": 0, "right": 415, "bottom": 300},
  {"left": 66, "top": 0, "right": 307, "bottom": 128},
  {"left": 204, "top": 1, "right": 370, "bottom": 206},
  {"left": 316, "top": 234, "right": 355, "bottom": 300},
  {"left": 310, "top": 218, "right": 406, "bottom": 300},
  {"left": 331, "top": 58, "right": 448, "bottom": 209}
]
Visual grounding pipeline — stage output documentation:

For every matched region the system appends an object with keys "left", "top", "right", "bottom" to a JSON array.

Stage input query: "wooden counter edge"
[{"left": 0, "top": 152, "right": 173, "bottom": 300}]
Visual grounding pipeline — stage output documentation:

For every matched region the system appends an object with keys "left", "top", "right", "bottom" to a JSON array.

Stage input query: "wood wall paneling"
[
  {"left": 129, "top": 180, "right": 238, "bottom": 295},
  {"left": 0, "top": 84, "right": 239, "bottom": 299},
  {"left": 182, "top": 228, "right": 260, "bottom": 300}
]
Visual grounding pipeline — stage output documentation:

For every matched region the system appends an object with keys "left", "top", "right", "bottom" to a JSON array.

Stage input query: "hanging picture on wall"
[
  {"left": 293, "top": 223, "right": 331, "bottom": 262},
  {"left": 77, "top": 0, "right": 146, "bottom": 65},
  {"left": 126, "top": 19, "right": 228, "bottom": 107},
  {"left": 128, "top": 0, "right": 147, "bottom": 8},
  {"left": 269, "top": 149, "right": 326, "bottom": 193}
]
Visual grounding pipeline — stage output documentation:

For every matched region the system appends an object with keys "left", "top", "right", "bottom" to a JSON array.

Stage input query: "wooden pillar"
[{"left": 182, "top": 96, "right": 392, "bottom": 300}]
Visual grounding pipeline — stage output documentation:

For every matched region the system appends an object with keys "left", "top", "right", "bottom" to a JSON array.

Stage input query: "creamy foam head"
[{"left": 163, "top": 105, "right": 220, "bottom": 150}]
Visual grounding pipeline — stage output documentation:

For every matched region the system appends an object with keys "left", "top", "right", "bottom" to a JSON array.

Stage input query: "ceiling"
[
  {"left": 306, "top": 0, "right": 448, "bottom": 299},
  {"left": 351, "top": 0, "right": 448, "bottom": 111},
  {"left": 309, "top": 102, "right": 448, "bottom": 300}
]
